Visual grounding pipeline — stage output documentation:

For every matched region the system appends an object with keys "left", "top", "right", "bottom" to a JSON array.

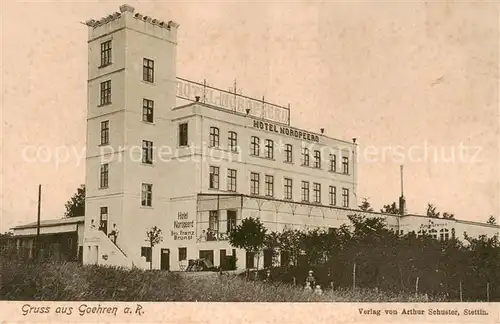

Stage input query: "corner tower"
[{"left": 83, "top": 4, "right": 179, "bottom": 268}]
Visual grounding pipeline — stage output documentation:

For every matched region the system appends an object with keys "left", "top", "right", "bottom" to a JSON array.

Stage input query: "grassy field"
[{"left": 0, "top": 259, "right": 438, "bottom": 302}]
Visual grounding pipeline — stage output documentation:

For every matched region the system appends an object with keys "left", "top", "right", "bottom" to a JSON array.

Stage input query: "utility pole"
[
  {"left": 399, "top": 165, "right": 406, "bottom": 216},
  {"left": 35, "top": 184, "right": 41, "bottom": 261}
]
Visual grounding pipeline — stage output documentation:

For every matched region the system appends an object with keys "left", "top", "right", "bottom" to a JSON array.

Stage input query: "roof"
[
  {"left": 173, "top": 101, "right": 356, "bottom": 146},
  {"left": 403, "top": 214, "right": 500, "bottom": 229},
  {"left": 11, "top": 216, "right": 85, "bottom": 230}
]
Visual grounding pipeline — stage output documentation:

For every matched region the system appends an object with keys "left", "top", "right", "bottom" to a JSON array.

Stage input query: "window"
[
  {"left": 430, "top": 229, "right": 438, "bottom": 240},
  {"left": 265, "top": 175, "right": 274, "bottom": 197},
  {"left": 100, "top": 80, "right": 111, "bottom": 106},
  {"left": 99, "top": 207, "right": 108, "bottom": 234},
  {"left": 265, "top": 139, "right": 274, "bottom": 159},
  {"left": 209, "top": 166, "right": 219, "bottom": 189},
  {"left": 302, "top": 148, "right": 310, "bottom": 166},
  {"left": 301, "top": 181, "right": 310, "bottom": 202},
  {"left": 228, "top": 131, "right": 238, "bottom": 152},
  {"left": 250, "top": 136, "right": 260, "bottom": 156},
  {"left": 227, "top": 169, "right": 237, "bottom": 192},
  {"left": 142, "top": 99, "right": 154, "bottom": 123},
  {"left": 178, "top": 247, "right": 187, "bottom": 261},
  {"left": 142, "top": 140, "right": 153, "bottom": 164},
  {"left": 141, "top": 183, "right": 153, "bottom": 206},
  {"left": 250, "top": 172, "right": 260, "bottom": 195},
  {"left": 284, "top": 178, "right": 293, "bottom": 200},
  {"left": 342, "top": 157, "right": 349, "bottom": 174},
  {"left": 178, "top": 123, "right": 188, "bottom": 146},
  {"left": 342, "top": 188, "right": 349, "bottom": 207},
  {"left": 143, "top": 58, "right": 154, "bottom": 83},
  {"left": 314, "top": 150, "right": 321, "bottom": 168},
  {"left": 209, "top": 210, "right": 219, "bottom": 232},
  {"left": 100, "top": 164, "right": 109, "bottom": 188},
  {"left": 440, "top": 229, "right": 449, "bottom": 241},
  {"left": 285, "top": 144, "right": 293, "bottom": 163},
  {"left": 100, "top": 120, "right": 109, "bottom": 145},
  {"left": 329, "top": 186, "right": 336, "bottom": 206},
  {"left": 227, "top": 210, "right": 237, "bottom": 233},
  {"left": 329, "top": 154, "right": 337, "bottom": 172},
  {"left": 141, "top": 246, "right": 152, "bottom": 262},
  {"left": 100, "top": 40, "right": 112, "bottom": 67},
  {"left": 313, "top": 183, "right": 321, "bottom": 203},
  {"left": 209, "top": 127, "right": 220, "bottom": 147}
]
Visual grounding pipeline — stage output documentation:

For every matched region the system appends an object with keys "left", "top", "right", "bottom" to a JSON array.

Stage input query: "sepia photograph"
[{"left": 1, "top": 1, "right": 499, "bottom": 321}]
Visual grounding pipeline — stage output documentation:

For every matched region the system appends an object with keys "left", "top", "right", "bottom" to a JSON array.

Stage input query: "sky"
[{"left": 1, "top": 1, "right": 499, "bottom": 232}]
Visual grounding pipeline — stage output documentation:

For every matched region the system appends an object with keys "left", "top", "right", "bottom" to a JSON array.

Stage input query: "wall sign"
[
  {"left": 252, "top": 120, "right": 320, "bottom": 143},
  {"left": 171, "top": 212, "right": 194, "bottom": 241}
]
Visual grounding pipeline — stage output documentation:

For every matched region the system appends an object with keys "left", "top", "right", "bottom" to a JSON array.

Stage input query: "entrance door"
[
  {"left": 246, "top": 251, "right": 255, "bottom": 269},
  {"left": 160, "top": 248, "right": 170, "bottom": 271},
  {"left": 199, "top": 250, "right": 214, "bottom": 265}
]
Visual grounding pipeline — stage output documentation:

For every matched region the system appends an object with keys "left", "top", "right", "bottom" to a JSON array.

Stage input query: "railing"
[{"left": 197, "top": 230, "right": 229, "bottom": 242}]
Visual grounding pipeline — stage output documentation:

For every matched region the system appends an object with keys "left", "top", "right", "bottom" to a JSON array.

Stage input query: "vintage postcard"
[{"left": 1, "top": 1, "right": 499, "bottom": 323}]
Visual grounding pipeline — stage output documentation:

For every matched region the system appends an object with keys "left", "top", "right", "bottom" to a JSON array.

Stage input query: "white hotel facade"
[{"left": 81, "top": 5, "right": 499, "bottom": 271}]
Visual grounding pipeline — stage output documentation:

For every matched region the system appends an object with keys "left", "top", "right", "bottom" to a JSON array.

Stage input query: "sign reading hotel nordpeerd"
[
  {"left": 176, "top": 77, "right": 290, "bottom": 125},
  {"left": 253, "top": 119, "right": 320, "bottom": 143}
]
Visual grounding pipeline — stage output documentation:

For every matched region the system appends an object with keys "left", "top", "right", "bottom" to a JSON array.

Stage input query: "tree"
[
  {"left": 228, "top": 217, "right": 267, "bottom": 274},
  {"left": 487, "top": 215, "right": 497, "bottom": 225},
  {"left": 442, "top": 212, "right": 455, "bottom": 219},
  {"left": 380, "top": 202, "right": 399, "bottom": 215},
  {"left": 426, "top": 204, "right": 440, "bottom": 218},
  {"left": 359, "top": 198, "right": 374, "bottom": 212},
  {"left": 145, "top": 226, "right": 163, "bottom": 270},
  {"left": 64, "top": 184, "right": 85, "bottom": 217}
]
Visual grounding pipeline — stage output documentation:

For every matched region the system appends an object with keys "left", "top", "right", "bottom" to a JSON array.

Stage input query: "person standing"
[
  {"left": 305, "top": 270, "right": 316, "bottom": 288},
  {"left": 109, "top": 223, "right": 119, "bottom": 244}
]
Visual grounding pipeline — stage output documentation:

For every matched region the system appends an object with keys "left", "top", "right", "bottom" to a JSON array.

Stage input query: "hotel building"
[{"left": 33, "top": 4, "right": 495, "bottom": 270}]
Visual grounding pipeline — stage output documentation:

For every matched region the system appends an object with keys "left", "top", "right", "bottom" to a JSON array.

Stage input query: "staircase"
[{"left": 84, "top": 229, "right": 133, "bottom": 268}]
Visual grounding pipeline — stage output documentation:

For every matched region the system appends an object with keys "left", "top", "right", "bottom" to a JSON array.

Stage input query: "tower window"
[
  {"left": 142, "top": 99, "right": 154, "bottom": 123},
  {"left": 100, "top": 164, "right": 109, "bottom": 188},
  {"left": 100, "top": 40, "right": 112, "bottom": 67},
  {"left": 141, "top": 183, "right": 153, "bottom": 207},
  {"left": 100, "top": 80, "right": 111, "bottom": 106},
  {"left": 100, "top": 120, "right": 109, "bottom": 145},
  {"left": 142, "top": 140, "right": 153, "bottom": 164},
  {"left": 143, "top": 58, "right": 154, "bottom": 83}
]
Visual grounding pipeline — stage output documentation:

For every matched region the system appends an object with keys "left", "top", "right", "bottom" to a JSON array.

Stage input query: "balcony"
[{"left": 197, "top": 229, "right": 229, "bottom": 242}]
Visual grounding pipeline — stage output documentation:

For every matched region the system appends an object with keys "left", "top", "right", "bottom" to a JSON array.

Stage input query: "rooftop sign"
[{"left": 176, "top": 77, "right": 290, "bottom": 125}]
